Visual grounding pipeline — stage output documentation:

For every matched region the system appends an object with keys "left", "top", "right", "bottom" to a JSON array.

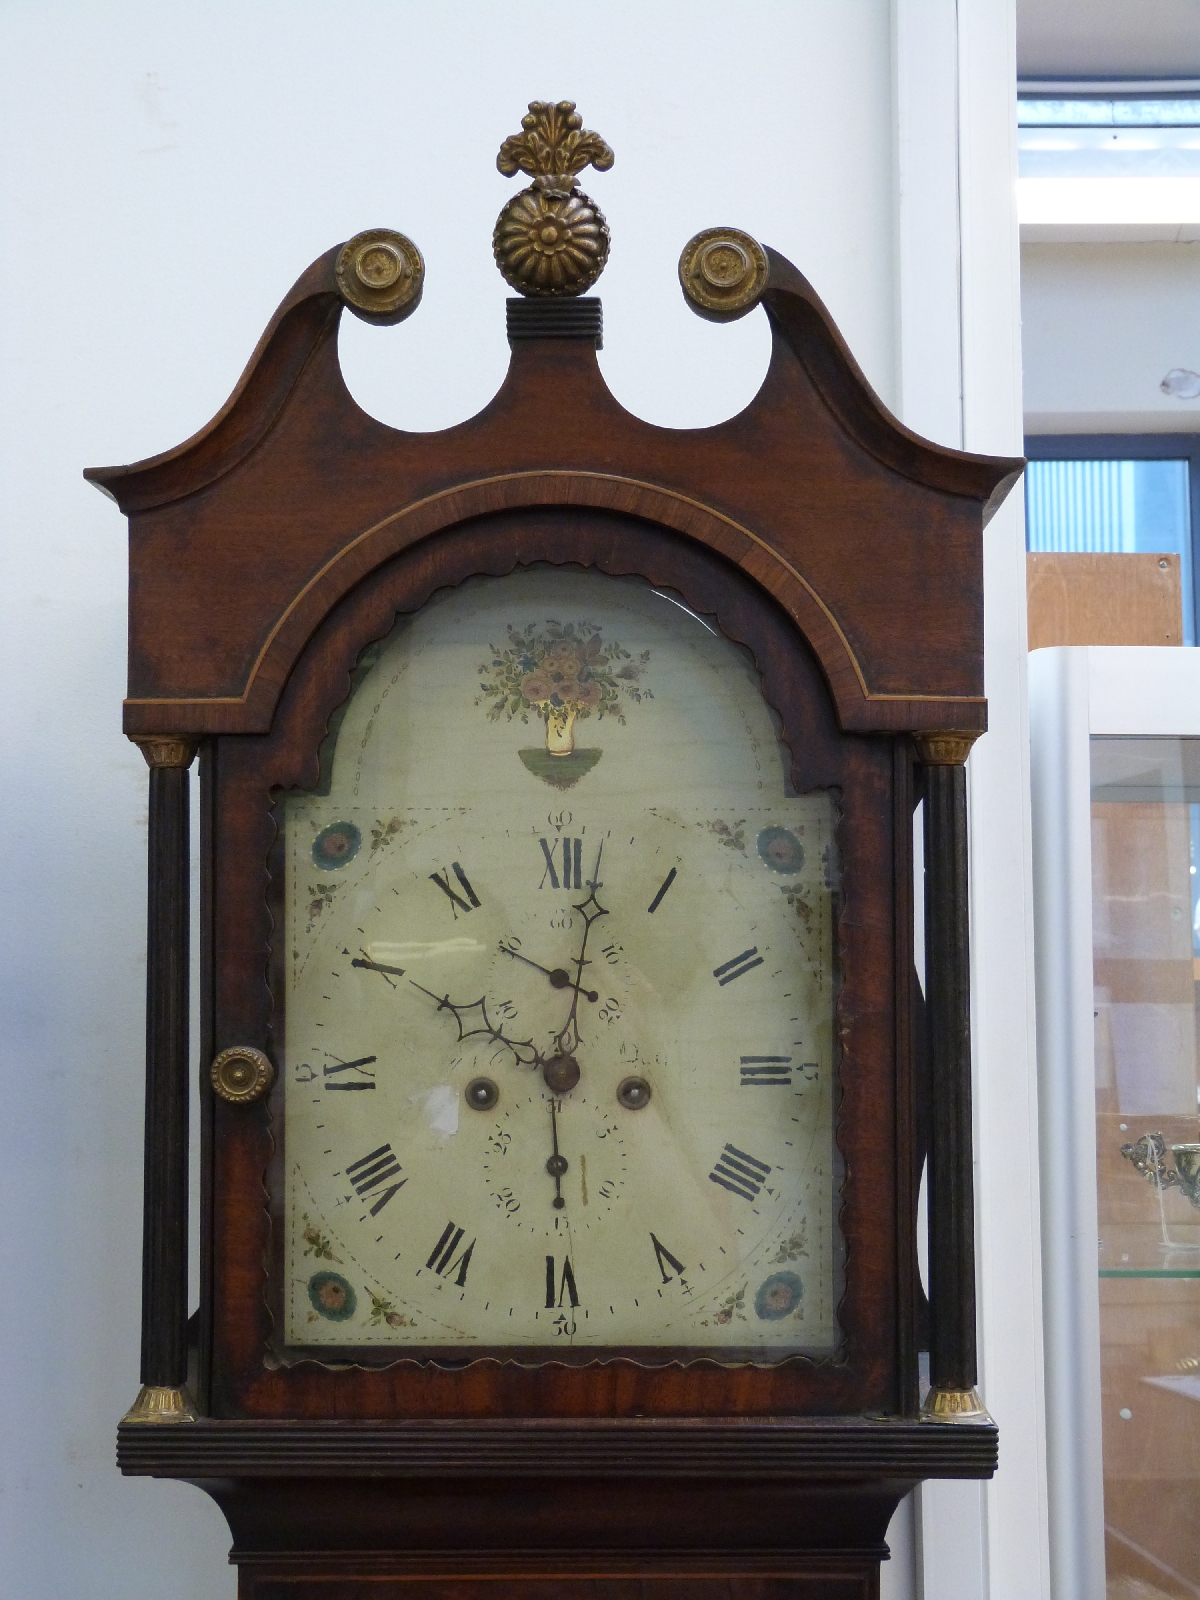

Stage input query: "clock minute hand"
[
  {"left": 555, "top": 840, "right": 609, "bottom": 1057},
  {"left": 499, "top": 943, "right": 598, "bottom": 1003}
]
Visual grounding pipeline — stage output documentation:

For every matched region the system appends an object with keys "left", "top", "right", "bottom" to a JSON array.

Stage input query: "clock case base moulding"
[
  {"left": 88, "top": 217, "right": 1019, "bottom": 1595},
  {"left": 120, "top": 1416, "right": 997, "bottom": 1600}
]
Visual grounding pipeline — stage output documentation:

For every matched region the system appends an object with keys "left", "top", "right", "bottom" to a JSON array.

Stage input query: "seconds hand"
[{"left": 545, "top": 1098, "right": 568, "bottom": 1209}]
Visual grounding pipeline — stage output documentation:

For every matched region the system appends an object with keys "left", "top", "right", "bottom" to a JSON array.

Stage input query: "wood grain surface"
[
  {"left": 1027, "top": 551, "right": 1185, "bottom": 648},
  {"left": 87, "top": 246, "right": 1020, "bottom": 739}
]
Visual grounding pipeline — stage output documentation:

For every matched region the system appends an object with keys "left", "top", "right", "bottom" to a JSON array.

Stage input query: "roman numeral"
[
  {"left": 539, "top": 836, "right": 583, "bottom": 890},
  {"left": 713, "top": 946, "right": 763, "bottom": 986},
  {"left": 647, "top": 866, "right": 677, "bottom": 913},
  {"left": 545, "top": 1254, "right": 580, "bottom": 1308},
  {"left": 425, "top": 1220, "right": 475, "bottom": 1287},
  {"left": 323, "top": 1054, "right": 378, "bottom": 1090},
  {"left": 740, "top": 1055, "right": 792, "bottom": 1086},
  {"left": 344, "top": 1143, "right": 406, "bottom": 1215},
  {"left": 650, "top": 1232, "right": 686, "bottom": 1284},
  {"left": 429, "top": 862, "right": 481, "bottom": 915},
  {"left": 709, "top": 1143, "right": 772, "bottom": 1201}
]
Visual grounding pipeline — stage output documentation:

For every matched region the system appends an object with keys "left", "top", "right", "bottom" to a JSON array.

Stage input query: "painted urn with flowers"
[
  {"left": 476, "top": 620, "right": 651, "bottom": 789},
  {"left": 519, "top": 634, "right": 604, "bottom": 754}
]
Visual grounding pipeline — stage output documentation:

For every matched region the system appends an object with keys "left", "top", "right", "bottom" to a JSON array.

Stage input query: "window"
[
  {"left": 1025, "top": 436, "right": 1200, "bottom": 647},
  {"left": 1017, "top": 92, "right": 1200, "bottom": 179}
]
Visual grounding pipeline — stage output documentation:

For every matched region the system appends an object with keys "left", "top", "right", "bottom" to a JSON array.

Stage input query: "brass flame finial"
[
  {"left": 493, "top": 100, "right": 614, "bottom": 297},
  {"left": 497, "top": 100, "right": 614, "bottom": 185}
]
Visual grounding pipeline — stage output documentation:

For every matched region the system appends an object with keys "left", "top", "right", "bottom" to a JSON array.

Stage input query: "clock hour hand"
[
  {"left": 408, "top": 979, "right": 544, "bottom": 1070},
  {"left": 499, "top": 942, "right": 598, "bottom": 1003},
  {"left": 493, "top": 951, "right": 582, "bottom": 1092}
]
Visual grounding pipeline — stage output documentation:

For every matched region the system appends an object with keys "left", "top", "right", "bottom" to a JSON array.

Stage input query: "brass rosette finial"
[{"left": 493, "top": 100, "right": 614, "bottom": 297}]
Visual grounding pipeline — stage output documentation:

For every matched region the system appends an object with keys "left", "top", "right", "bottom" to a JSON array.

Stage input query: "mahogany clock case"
[
  {"left": 94, "top": 217, "right": 1017, "bottom": 1591},
  {"left": 206, "top": 509, "right": 911, "bottom": 1419}
]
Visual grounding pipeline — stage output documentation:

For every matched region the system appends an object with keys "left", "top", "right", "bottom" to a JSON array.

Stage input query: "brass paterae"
[
  {"left": 678, "top": 227, "right": 769, "bottom": 321},
  {"left": 211, "top": 1045, "right": 275, "bottom": 1106},
  {"left": 335, "top": 229, "right": 424, "bottom": 323},
  {"left": 493, "top": 101, "right": 614, "bottom": 296}
]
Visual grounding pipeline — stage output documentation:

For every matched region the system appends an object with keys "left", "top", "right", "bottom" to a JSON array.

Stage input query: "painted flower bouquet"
[{"left": 476, "top": 621, "right": 651, "bottom": 755}]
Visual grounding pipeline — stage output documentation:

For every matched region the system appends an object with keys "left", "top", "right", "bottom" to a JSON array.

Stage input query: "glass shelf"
[{"left": 1099, "top": 1268, "right": 1200, "bottom": 1278}]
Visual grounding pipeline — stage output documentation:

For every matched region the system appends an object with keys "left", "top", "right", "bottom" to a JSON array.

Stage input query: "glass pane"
[
  {"left": 1017, "top": 125, "right": 1200, "bottom": 179},
  {"left": 1091, "top": 737, "right": 1200, "bottom": 1596},
  {"left": 1018, "top": 99, "right": 1200, "bottom": 128},
  {"left": 274, "top": 569, "right": 843, "bottom": 1362},
  {"left": 1026, "top": 459, "right": 1194, "bottom": 645}
]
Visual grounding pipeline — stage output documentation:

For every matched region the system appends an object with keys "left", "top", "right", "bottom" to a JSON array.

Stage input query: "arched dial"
[{"left": 279, "top": 569, "right": 841, "bottom": 1358}]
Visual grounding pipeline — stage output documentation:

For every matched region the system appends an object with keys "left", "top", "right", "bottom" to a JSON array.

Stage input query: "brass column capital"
[
  {"left": 913, "top": 730, "right": 979, "bottom": 766},
  {"left": 129, "top": 735, "right": 199, "bottom": 770},
  {"left": 921, "top": 1385, "right": 993, "bottom": 1424},
  {"left": 121, "top": 1383, "right": 197, "bottom": 1424}
]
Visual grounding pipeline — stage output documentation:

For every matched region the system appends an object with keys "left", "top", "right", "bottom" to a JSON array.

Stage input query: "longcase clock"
[{"left": 88, "top": 101, "right": 1022, "bottom": 1599}]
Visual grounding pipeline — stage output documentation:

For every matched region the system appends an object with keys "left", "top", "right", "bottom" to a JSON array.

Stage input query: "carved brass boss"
[{"left": 211, "top": 1046, "right": 275, "bottom": 1106}]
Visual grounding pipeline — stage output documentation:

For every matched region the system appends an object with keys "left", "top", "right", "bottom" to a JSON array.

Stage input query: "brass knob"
[{"left": 211, "top": 1046, "right": 275, "bottom": 1105}]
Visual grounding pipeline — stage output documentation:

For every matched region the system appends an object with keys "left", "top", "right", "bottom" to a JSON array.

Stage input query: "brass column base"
[
  {"left": 121, "top": 1384, "right": 197, "bottom": 1424},
  {"left": 920, "top": 1386, "right": 993, "bottom": 1424}
]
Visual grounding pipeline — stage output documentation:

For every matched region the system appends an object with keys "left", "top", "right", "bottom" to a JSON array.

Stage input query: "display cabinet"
[{"left": 1031, "top": 645, "right": 1200, "bottom": 1599}]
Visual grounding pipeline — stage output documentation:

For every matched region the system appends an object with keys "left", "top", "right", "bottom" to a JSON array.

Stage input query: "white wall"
[
  {"left": 0, "top": 3, "right": 1040, "bottom": 1597},
  {"left": 1023, "top": 240, "right": 1200, "bottom": 433},
  {"left": 899, "top": 6, "right": 1051, "bottom": 1597}
]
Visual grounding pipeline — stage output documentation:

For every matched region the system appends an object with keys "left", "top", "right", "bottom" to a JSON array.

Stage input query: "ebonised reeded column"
[
  {"left": 122, "top": 736, "right": 198, "bottom": 1424},
  {"left": 916, "top": 732, "right": 990, "bottom": 1423}
]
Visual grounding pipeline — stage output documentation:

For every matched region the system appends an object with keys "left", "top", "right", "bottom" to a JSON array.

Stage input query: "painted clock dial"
[{"left": 276, "top": 567, "right": 843, "bottom": 1359}]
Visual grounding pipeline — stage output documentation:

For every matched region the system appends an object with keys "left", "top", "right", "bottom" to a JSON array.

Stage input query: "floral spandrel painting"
[{"left": 476, "top": 620, "right": 651, "bottom": 789}]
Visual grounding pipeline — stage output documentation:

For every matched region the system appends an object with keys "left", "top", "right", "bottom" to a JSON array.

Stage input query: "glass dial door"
[{"left": 274, "top": 567, "right": 843, "bottom": 1362}]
